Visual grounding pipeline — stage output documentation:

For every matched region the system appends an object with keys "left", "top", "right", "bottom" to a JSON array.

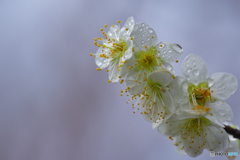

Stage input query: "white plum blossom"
[
  {"left": 125, "top": 22, "right": 183, "bottom": 95},
  {"left": 93, "top": 17, "right": 135, "bottom": 82},
  {"left": 90, "top": 17, "right": 240, "bottom": 159},
  {"left": 156, "top": 113, "right": 230, "bottom": 157},
  {"left": 131, "top": 70, "right": 175, "bottom": 122},
  {"left": 169, "top": 54, "right": 238, "bottom": 125}
]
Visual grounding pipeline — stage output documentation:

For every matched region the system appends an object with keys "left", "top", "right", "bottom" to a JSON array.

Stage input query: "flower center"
[
  {"left": 134, "top": 46, "right": 163, "bottom": 72},
  {"left": 181, "top": 117, "right": 211, "bottom": 138},
  {"left": 110, "top": 39, "right": 128, "bottom": 63},
  {"left": 188, "top": 82, "right": 211, "bottom": 113}
]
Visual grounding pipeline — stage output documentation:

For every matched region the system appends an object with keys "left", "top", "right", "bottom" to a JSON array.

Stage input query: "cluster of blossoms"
[{"left": 90, "top": 16, "right": 239, "bottom": 158}]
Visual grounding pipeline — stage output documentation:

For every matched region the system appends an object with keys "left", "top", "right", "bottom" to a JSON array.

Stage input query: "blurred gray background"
[{"left": 0, "top": 0, "right": 240, "bottom": 160}]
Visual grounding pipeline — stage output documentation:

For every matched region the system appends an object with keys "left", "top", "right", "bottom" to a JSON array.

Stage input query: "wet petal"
[
  {"left": 156, "top": 42, "right": 183, "bottom": 63},
  {"left": 126, "top": 68, "right": 147, "bottom": 95},
  {"left": 208, "top": 73, "right": 238, "bottom": 101},
  {"left": 182, "top": 132, "right": 204, "bottom": 157},
  {"left": 122, "top": 39, "right": 133, "bottom": 61},
  {"left": 182, "top": 54, "right": 208, "bottom": 85},
  {"left": 142, "top": 88, "right": 174, "bottom": 122},
  {"left": 157, "top": 114, "right": 183, "bottom": 136},
  {"left": 108, "top": 61, "right": 120, "bottom": 83},
  {"left": 152, "top": 119, "right": 163, "bottom": 129},
  {"left": 208, "top": 101, "right": 233, "bottom": 122},
  {"left": 130, "top": 22, "right": 158, "bottom": 51},
  {"left": 204, "top": 124, "right": 229, "bottom": 152},
  {"left": 95, "top": 48, "right": 111, "bottom": 69},
  {"left": 169, "top": 76, "right": 189, "bottom": 106},
  {"left": 147, "top": 70, "right": 173, "bottom": 86},
  {"left": 107, "top": 25, "right": 120, "bottom": 40},
  {"left": 120, "top": 16, "right": 135, "bottom": 38},
  {"left": 174, "top": 136, "right": 187, "bottom": 155}
]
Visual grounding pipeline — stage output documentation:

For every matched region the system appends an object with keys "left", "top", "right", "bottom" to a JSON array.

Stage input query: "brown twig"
[{"left": 224, "top": 125, "right": 240, "bottom": 139}]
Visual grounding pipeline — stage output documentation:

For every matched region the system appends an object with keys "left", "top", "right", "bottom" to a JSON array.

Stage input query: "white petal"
[
  {"left": 177, "top": 109, "right": 202, "bottom": 120},
  {"left": 169, "top": 76, "right": 189, "bottom": 106},
  {"left": 119, "top": 56, "right": 135, "bottom": 78},
  {"left": 147, "top": 70, "right": 173, "bottom": 86},
  {"left": 208, "top": 101, "right": 233, "bottom": 122},
  {"left": 182, "top": 132, "right": 204, "bottom": 157},
  {"left": 156, "top": 42, "right": 183, "bottom": 62},
  {"left": 152, "top": 119, "right": 163, "bottom": 129},
  {"left": 157, "top": 114, "right": 183, "bottom": 137},
  {"left": 174, "top": 136, "right": 187, "bottom": 155},
  {"left": 107, "top": 25, "right": 120, "bottom": 40},
  {"left": 126, "top": 68, "right": 147, "bottom": 95},
  {"left": 142, "top": 88, "right": 174, "bottom": 122},
  {"left": 120, "top": 16, "right": 135, "bottom": 38},
  {"left": 108, "top": 62, "right": 120, "bottom": 83},
  {"left": 204, "top": 124, "right": 229, "bottom": 152},
  {"left": 162, "top": 62, "right": 175, "bottom": 74},
  {"left": 130, "top": 22, "right": 158, "bottom": 51},
  {"left": 208, "top": 73, "right": 238, "bottom": 101},
  {"left": 122, "top": 39, "right": 133, "bottom": 61},
  {"left": 95, "top": 48, "right": 111, "bottom": 69},
  {"left": 205, "top": 114, "right": 224, "bottom": 127},
  {"left": 182, "top": 54, "right": 209, "bottom": 85},
  {"left": 225, "top": 135, "right": 240, "bottom": 153}
]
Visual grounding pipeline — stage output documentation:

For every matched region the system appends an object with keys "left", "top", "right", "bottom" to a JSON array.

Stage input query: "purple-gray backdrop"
[{"left": 0, "top": 0, "right": 240, "bottom": 160}]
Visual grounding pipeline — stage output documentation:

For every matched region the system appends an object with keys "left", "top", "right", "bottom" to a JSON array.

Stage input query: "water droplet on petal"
[
  {"left": 208, "top": 79, "right": 214, "bottom": 87},
  {"left": 187, "top": 68, "right": 191, "bottom": 73},
  {"left": 193, "top": 69, "right": 199, "bottom": 76},
  {"left": 186, "top": 75, "right": 190, "bottom": 81},
  {"left": 139, "top": 27, "right": 143, "bottom": 32},
  {"left": 141, "top": 23, "right": 145, "bottom": 27},
  {"left": 182, "top": 81, "right": 189, "bottom": 92},
  {"left": 96, "top": 60, "right": 102, "bottom": 66},
  {"left": 170, "top": 44, "right": 183, "bottom": 53},
  {"left": 148, "top": 28, "right": 153, "bottom": 33}
]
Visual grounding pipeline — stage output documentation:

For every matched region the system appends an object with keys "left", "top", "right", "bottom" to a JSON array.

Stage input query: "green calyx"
[{"left": 134, "top": 46, "right": 164, "bottom": 72}]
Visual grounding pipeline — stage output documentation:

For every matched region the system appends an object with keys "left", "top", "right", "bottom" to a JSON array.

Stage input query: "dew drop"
[
  {"left": 193, "top": 70, "right": 199, "bottom": 76},
  {"left": 187, "top": 68, "right": 191, "bottom": 73},
  {"left": 171, "top": 44, "right": 182, "bottom": 53},
  {"left": 148, "top": 28, "right": 153, "bottom": 33},
  {"left": 186, "top": 75, "right": 191, "bottom": 81},
  {"left": 182, "top": 81, "right": 189, "bottom": 92},
  {"left": 141, "top": 23, "right": 145, "bottom": 27},
  {"left": 139, "top": 28, "right": 143, "bottom": 32},
  {"left": 208, "top": 79, "right": 214, "bottom": 87},
  {"left": 96, "top": 60, "right": 102, "bottom": 66},
  {"left": 165, "top": 64, "right": 173, "bottom": 71}
]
